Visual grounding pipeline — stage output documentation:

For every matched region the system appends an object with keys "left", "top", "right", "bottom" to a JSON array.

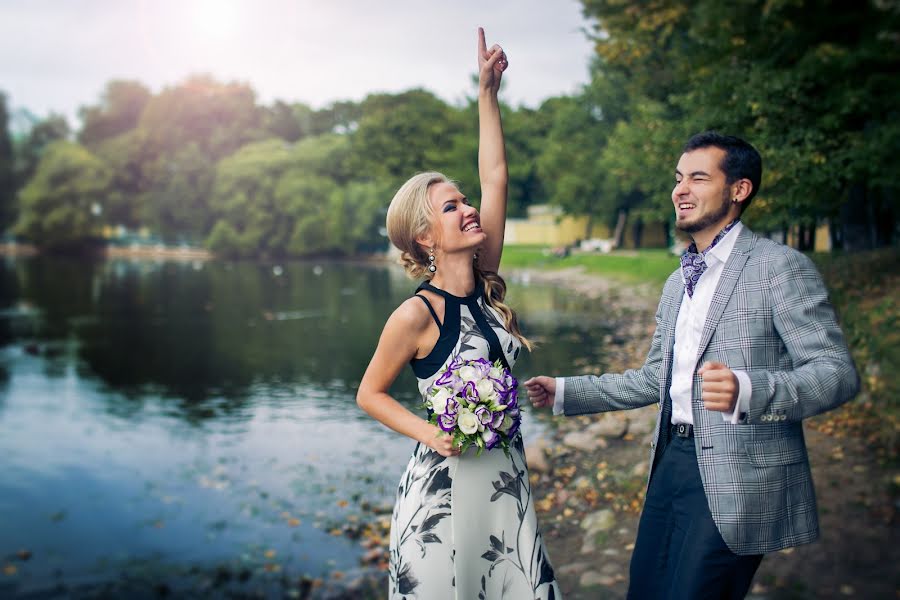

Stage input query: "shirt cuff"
[
  {"left": 722, "top": 370, "right": 752, "bottom": 424},
  {"left": 552, "top": 377, "right": 566, "bottom": 416}
]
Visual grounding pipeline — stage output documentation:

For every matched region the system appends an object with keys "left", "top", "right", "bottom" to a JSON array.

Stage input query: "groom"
[{"left": 525, "top": 132, "right": 859, "bottom": 599}]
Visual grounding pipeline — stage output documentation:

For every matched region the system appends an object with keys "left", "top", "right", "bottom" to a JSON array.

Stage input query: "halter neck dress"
[{"left": 388, "top": 281, "right": 560, "bottom": 600}]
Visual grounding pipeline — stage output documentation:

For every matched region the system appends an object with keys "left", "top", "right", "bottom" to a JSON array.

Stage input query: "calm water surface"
[{"left": 0, "top": 256, "right": 617, "bottom": 595}]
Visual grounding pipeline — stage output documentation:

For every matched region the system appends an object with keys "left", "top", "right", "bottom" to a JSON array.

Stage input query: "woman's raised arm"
[{"left": 474, "top": 27, "right": 509, "bottom": 274}]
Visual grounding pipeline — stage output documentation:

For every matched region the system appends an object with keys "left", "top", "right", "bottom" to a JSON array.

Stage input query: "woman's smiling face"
[{"left": 425, "top": 182, "right": 485, "bottom": 253}]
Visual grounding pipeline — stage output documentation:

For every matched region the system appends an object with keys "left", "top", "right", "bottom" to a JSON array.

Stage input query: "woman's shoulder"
[{"left": 387, "top": 294, "right": 442, "bottom": 332}]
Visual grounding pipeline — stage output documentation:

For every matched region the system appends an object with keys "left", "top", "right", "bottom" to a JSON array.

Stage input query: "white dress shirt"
[{"left": 554, "top": 222, "right": 751, "bottom": 424}]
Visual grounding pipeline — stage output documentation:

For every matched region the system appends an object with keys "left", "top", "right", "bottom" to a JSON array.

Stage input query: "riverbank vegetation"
[{"left": 1, "top": 1, "right": 896, "bottom": 257}]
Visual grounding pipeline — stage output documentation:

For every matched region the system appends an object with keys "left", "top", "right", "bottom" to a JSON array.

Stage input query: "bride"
[{"left": 357, "top": 27, "right": 561, "bottom": 600}]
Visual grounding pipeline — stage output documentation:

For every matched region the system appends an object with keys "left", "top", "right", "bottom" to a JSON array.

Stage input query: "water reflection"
[{"left": 0, "top": 255, "right": 615, "bottom": 594}]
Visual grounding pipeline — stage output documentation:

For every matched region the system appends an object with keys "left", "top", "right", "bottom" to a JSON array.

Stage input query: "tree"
[
  {"left": 15, "top": 141, "right": 111, "bottom": 249},
  {"left": 135, "top": 76, "right": 266, "bottom": 241},
  {"left": 206, "top": 133, "right": 383, "bottom": 257},
  {"left": 351, "top": 89, "right": 465, "bottom": 187},
  {"left": 0, "top": 92, "right": 15, "bottom": 233},
  {"left": 536, "top": 95, "right": 611, "bottom": 240},
  {"left": 579, "top": 0, "right": 900, "bottom": 249},
  {"left": 14, "top": 113, "right": 70, "bottom": 189},
  {"left": 78, "top": 80, "right": 151, "bottom": 147}
]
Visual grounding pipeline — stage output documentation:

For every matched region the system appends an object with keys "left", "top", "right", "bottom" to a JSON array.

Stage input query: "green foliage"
[
  {"left": 13, "top": 8, "right": 894, "bottom": 257},
  {"left": 15, "top": 141, "right": 111, "bottom": 248},
  {"left": 78, "top": 80, "right": 151, "bottom": 147},
  {"left": 0, "top": 92, "right": 15, "bottom": 232},
  {"left": 536, "top": 96, "right": 610, "bottom": 236},
  {"left": 14, "top": 113, "right": 70, "bottom": 189},
  {"left": 351, "top": 89, "right": 467, "bottom": 186},
  {"left": 207, "top": 135, "right": 388, "bottom": 257},
  {"left": 579, "top": 0, "right": 900, "bottom": 244}
]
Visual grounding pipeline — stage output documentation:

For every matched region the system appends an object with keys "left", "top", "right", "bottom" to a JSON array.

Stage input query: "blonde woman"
[{"left": 357, "top": 28, "right": 560, "bottom": 600}]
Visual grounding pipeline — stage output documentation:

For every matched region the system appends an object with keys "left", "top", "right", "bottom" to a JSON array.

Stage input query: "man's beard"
[{"left": 676, "top": 189, "right": 731, "bottom": 234}]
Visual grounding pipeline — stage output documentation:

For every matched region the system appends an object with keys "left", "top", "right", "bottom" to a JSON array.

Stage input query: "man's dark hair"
[{"left": 683, "top": 131, "right": 762, "bottom": 211}]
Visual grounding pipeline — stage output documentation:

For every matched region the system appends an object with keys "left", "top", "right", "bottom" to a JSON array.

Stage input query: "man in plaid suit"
[{"left": 525, "top": 132, "right": 859, "bottom": 599}]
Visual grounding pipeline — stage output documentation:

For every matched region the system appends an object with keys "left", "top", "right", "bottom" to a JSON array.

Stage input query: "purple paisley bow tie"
[{"left": 680, "top": 220, "right": 739, "bottom": 298}]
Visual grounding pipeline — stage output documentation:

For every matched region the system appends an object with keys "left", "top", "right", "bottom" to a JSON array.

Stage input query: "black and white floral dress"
[{"left": 389, "top": 281, "right": 560, "bottom": 599}]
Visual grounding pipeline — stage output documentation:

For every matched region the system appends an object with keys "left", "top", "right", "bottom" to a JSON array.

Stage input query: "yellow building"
[{"left": 504, "top": 205, "right": 668, "bottom": 248}]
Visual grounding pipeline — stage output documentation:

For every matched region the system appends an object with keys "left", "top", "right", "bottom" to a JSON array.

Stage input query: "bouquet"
[{"left": 424, "top": 356, "right": 521, "bottom": 456}]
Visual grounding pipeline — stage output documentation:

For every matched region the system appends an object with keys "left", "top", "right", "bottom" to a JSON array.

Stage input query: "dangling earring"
[{"left": 428, "top": 248, "right": 437, "bottom": 273}]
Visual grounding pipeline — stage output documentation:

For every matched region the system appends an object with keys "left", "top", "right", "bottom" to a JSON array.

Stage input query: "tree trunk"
[
  {"left": 829, "top": 219, "right": 843, "bottom": 250},
  {"left": 797, "top": 223, "right": 815, "bottom": 251},
  {"left": 631, "top": 217, "right": 644, "bottom": 249},
  {"left": 840, "top": 184, "right": 876, "bottom": 251},
  {"left": 584, "top": 211, "right": 594, "bottom": 241},
  {"left": 873, "top": 187, "right": 897, "bottom": 247},
  {"left": 612, "top": 208, "right": 627, "bottom": 249}
]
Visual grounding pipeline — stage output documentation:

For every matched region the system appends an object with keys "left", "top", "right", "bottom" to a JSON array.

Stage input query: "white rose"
[
  {"left": 457, "top": 409, "right": 479, "bottom": 435},
  {"left": 489, "top": 366, "right": 504, "bottom": 380},
  {"left": 499, "top": 414, "right": 513, "bottom": 434},
  {"left": 429, "top": 387, "right": 454, "bottom": 415},
  {"left": 475, "top": 378, "right": 495, "bottom": 402},
  {"left": 458, "top": 365, "right": 479, "bottom": 383}
]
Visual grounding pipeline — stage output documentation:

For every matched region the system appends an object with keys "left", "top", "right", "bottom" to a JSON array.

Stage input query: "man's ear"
[{"left": 732, "top": 178, "right": 753, "bottom": 204}]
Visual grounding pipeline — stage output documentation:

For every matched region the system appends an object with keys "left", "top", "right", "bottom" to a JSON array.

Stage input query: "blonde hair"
[{"left": 386, "top": 171, "right": 532, "bottom": 351}]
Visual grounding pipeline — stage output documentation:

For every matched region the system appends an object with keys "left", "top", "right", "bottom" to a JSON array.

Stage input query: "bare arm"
[
  {"left": 356, "top": 299, "right": 459, "bottom": 457},
  {"left": 474, "top": 27, "right": 509, "bottom": 274}
]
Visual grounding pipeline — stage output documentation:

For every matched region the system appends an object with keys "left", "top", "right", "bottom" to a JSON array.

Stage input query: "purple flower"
[
  {"left": 474, "top": 405, "right": 492, "bottom": 426},
  {"left": 505, "top": 387, "right": 519, "bottom": 409},
  {"left": 445, "top": 398, "right": 459, "bottom": 415},
  {"left": 491, "top": 411, "right": 504, "bottom": 429},
  {"left": 462, "top": 381, "right": 478, "bottom": 403},
  {"left": 435, "top": 368, "right": 454, "bottom": 387},
  {"left": 438, "top": 412, "right": 457, "bottom": 432},
  {"left": 481, "top": 428, "right": 500, "bottom": 449},
  {"left": 507, "top": 414, "right": 521, "bottom": 438},
  {"left": 450, "top": 374, "right": 466, "bottom": 393},
  {"left": 473, "top": 358, "right": 491, "bottom": 378}
]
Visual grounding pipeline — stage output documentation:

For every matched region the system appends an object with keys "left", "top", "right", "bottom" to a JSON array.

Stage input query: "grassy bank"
[{"left": 500, "top": 245, "right": 679, "bottom": 285}]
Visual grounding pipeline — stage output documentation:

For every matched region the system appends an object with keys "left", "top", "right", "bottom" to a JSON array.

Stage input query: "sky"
[{"left": 0, "top": 0, "right": 596, "bottom": 128}]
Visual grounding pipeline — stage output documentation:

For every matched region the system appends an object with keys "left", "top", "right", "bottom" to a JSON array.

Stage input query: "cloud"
[{"left": 0, "top": 0, "right": 594, "bottom": 124}]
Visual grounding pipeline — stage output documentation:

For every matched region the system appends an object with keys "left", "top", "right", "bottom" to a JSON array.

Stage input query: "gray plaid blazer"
[{"left": 563, "top": 226, "right": 859, "bottom": 555}]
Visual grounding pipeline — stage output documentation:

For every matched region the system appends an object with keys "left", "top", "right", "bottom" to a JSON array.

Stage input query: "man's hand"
[
  {"left": 698, "top": 361, "right": 738, "bottom": 413},
  {"left": 524, "top": 376, "right": 556, "bottom": 409}
]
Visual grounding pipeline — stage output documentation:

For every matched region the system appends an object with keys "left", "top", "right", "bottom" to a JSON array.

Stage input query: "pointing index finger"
[{"left": 477, "top": 27, "right": 487, "bottom": 56}]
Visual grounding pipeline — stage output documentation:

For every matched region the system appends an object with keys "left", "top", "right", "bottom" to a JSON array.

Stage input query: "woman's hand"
[
  {"left": 423, "top": 425, "right": 461, "bottom": 457},
  {"left": 478, "top": 27, "right": 508, "bottom": 96}
]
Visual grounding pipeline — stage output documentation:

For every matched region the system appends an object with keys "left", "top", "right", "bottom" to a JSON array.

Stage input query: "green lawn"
[{"left": 500, "top": 245, "right": 679, "bottom": 285}]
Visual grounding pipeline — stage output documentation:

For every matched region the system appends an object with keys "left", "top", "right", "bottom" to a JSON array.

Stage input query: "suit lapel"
[
  {"left": 696, "top": 227, "right": 755, "bottom": 361},
  {"left": 660, "top": 285, "right": 681, "bottom": 400}
]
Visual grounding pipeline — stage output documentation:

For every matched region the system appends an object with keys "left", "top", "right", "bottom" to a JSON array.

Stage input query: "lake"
[{"left": 0, "top": 255, "right": 617, "bottom": 597}]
